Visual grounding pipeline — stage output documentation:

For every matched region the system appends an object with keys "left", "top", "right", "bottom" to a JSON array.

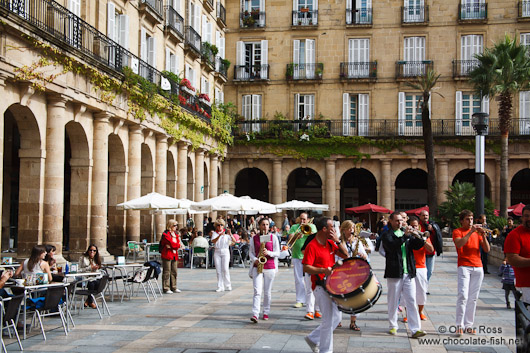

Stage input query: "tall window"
[
  {"left": 519, "top": 92, "right": 530, "bottom": 135},
  {"left": 461, "top": 34, "right": 483, "bottom": 74},
  {"left": 241, "top": 0, "right": 265, "bottom": 26},
  {"left": 202, "top": 15, "right": 212, "bottom": 43},
  {"left": 107, "top": 3, "right": 129, "bottom": 67},
  {"left": 189, "top": 1, "right": 201, "bottom": 31},
  {"left": 403, "top": 36, "right": 425, "bottom": 76},
  {"left": 460, "top": 0, "right": 486, "bottom": 19},
  {"left": 342, "top": 93, "right": 369, "bottom": 136},
  {"left": 68, "top": 0, "right": 81, "bottom": 48},
  {"left": 295, "top": 94, "right": 314, "bottom": 120},
  {"left": 455, "top": 91, "right": 489, "bottom": 135},
  {"left": 346, "top": 0, "right": 372, "bottom": 24},
  {"left": 201, "top": 76, "right": 210, "bottom": 95},
  {"left": 403, "top": 0, "right": 424, "bottom": 22},
  {"left": 215, "top": 87, "right": 224, "bottom": 104},
  {"left": 398, "top": 92, "right": 429, "bottom": 136},
  {"left": 348, "top": 38, "right": 370, "bottom": 77},
  {"left": 165, "top": 48, "right": 178, "bottom": 74},
  {"left": 521, "top": 33, "right": 530, "bottom": 51},
  {"left": 140, "top": 28, "right": 156, "bottom": 80},
  {"left": 185, "top": 63, "right": 196, "bottom": 88},
  {"left": 293, "top": 39, "right": 315, "bottom": 79},
  {"left": 242, "top": 95, "right": 262, "bottom": 132},
  {"left": 293, "top": 0, "right": 318, "bottom": 25},
  {"left": 235, "top": 40, "right": 268, "bottom": 79}
]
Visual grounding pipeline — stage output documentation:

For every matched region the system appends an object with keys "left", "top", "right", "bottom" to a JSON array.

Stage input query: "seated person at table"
[
  {"left": 192, "top": 231, "right": 209, "bottom": 267},
  {"left": 45, "top": 244, "right": 64, "bottom": 282},
  {"left": 15, "top": 245, "right": 52, "bottom": 283},
  {"left": 79, "top": 244, "right": 102, "bottom": 308},
  {"left": 0, "top": 270, "right": 13, "bottom": 297}
]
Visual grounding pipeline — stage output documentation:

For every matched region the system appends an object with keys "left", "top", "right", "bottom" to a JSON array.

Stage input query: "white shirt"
[{"left": 212, "top": 231, "right": 230, "bottom": 250}]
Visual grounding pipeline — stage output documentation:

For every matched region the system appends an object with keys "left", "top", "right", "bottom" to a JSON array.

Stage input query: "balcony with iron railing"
[
  {"left": 201, "top": 43, "right": 216, "bottom": 71},
  {"left": 518, "top": 0, "right": 530, "bottom": 19},
  {"left": 292, "top": 9, "right": 318, "bottom": 26},
  {"left": 203, "top": 0, "right": 214, "bottom": 12},
  {"left": 234, "top": 64, "right": 269, "bottom": 81},
  {"left": 216, "top": 2, "right": 226, "bottom": 27},
  {"left": 185, "top": 26, "right": 202, "bottom": 57},
  {"left": 286, "top": 63, "right": 323, "bottom": 81},
  {"left": 401, "top": 5, "right": 428, "bottom": 24},
  {"left": 346, "top": 7, "right": 372, "bottom": 25},
  {"left": 452, "top": 60, "right": 480, "bottom": 78},
  {"left": 215, "top": 56, "right": 229, "bottom": 80},
  {"left": 459, "top": 3, "right": 487, "bottom": 21},
  {"left": 240, "top": 11, "right": 265, "bottom": 28},
  {"left": 139, "top": 0, "right": 164, "bottom": 22},
  {"left": 0, "top": 0, "right": 212, "bottom": 123},
  {"left": 164, "top": 5, "right": 184, "bottom": 42},
  {"left": 396, "top": 60, "right": 434, "bottom": 79},
  {"left": 233, "top": 118, "right": 530, "bottom": 139},
  {"left": 340, "top": 62, "right": 377, "bottom": 80}
]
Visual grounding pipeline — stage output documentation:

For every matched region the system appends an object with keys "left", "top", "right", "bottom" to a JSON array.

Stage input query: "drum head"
[{"left": 325, "top": 257, "right": 371, "bottom": 297}]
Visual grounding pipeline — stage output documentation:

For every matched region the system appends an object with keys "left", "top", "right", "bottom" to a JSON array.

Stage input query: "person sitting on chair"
[
  {"left": 191, "top": 231, "right": 209, "bottom": 268},
  {"left": 15, "top": 245, "right": 53, "bottom": 284},
  {"left": 79, "top": 244, "right": 102, "bottom": 309}
]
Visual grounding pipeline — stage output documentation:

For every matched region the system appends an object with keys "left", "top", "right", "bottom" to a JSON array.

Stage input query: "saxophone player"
[{"left": 249, "top": 217, "right": 280, "bottom": 323}]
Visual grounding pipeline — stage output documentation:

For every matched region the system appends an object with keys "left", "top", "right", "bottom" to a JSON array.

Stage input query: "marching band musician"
[
  {"left": 381, "top": 212, "right": 427, "bottom": 339},
  {"left": 249, "top": 217, "right": 280, "bottom": 323},
  {"left": 410, "top": 216, "right": 434, "bottom": 321},
  {"left": 211, "top": 219, "right": 237, "bottom": 292},
  {"left": 303, "top": 217, "right": 348, "bottom": 353}
]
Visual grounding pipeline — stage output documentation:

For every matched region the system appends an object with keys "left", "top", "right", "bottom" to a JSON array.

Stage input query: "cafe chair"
[
  {"left": 29, "top": 286, "right": 68, "bottom": 341},
  {"left": 191, "top": 247, "right": 209, "bottom": 269},
  {"left": 232, "top": 245, "right": 246, "bottom": 268},
  {"left": 126, "top": 241, "right": 142, "bottom": 261},
  {"left": 121, "top": 267, "right": 154, "bottom": 303},
  {"left": 72, "top": 275, "right": 111, "bottom": 319},
  {"left": 143, "top": 262, "right": 163, "bottom": 297},
  {"left": 1, "top": 295, "right": 24, "bottom": 351}
]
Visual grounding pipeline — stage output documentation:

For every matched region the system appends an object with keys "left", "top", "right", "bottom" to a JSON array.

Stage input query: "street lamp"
[{"left": 472, "top": 112, "right": 489, "bottom": 217}]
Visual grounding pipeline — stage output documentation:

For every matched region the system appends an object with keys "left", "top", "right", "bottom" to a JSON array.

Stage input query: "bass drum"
[{"left": 325, "top": 257, "right": 382, "bottom": 315}]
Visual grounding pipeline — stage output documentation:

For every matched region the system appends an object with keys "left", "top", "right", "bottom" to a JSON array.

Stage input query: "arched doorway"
[
  {"left": 287, "top": 168, "right": 322, "bottom": 204},
  {"left": 395, "top": 169, "right": 428, "bottom": 211},
  {"left": 452, "top": 169, "right": 491, "bottom": 199},
  {"left": 511, "top": 168, "right": 530, "bottom": 205},
  {"left": 107, "top": 134, "right": 126, "bottom": 254},
  {"left": 340, "top": 168, "right": 377, "bottom": 220},
  {"left": 141, "top": 144, "right": 154, "bottom": 241},
  {"left": 234, "top": 168, "right": 269, "bottom": 201}
]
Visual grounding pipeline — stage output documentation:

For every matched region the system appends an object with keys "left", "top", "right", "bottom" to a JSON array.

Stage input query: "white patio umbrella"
[
  {"left": 239, "top": 196, "right": 278, "bottom": 214},
  {"left": 275, "top": 200, "right": 329, "bottom": 211},
  {"left": 191, "top": 193, "right": 247, "bottom": 212}
]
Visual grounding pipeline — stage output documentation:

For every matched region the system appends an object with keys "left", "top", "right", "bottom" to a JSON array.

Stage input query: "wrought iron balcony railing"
[
  {"left": 396, "top": 60, "right": 434, "bottom": 78},
  {"left": 286, "top": 63, "right": 323, "bottom": 80},
  {"left": 164, "top": 5, "right": 184, "bottom": 39},
  {"left": 292, "top": 9, "right": 318, "bottom": 26},
  {"left": 346, "top": 7, "right": 372, "bottom": 25},
  {"left": 140, "top": 0, "right": 164, "bottom": 19},
  {"left": 452, "top": 60, "right": 480, "bottom": 78},
  {"left": 0, "top": 0, "right": 212, "bottom": 123},
  {"left": 234, "top": 118, "right": 530, "bottom": 138},
  {"left": 234, "top": 64, "right": 269, "bottom": 81},
  {"left": 201, "top": 43, "right": 215, "bottom": 68},
  {"left": 340, "top": 62, "right": 377, "bottom": 79},
  {"left": 240, "top": 11, "right": 265, "bottom": 28},
  {"left": 519, "top": 0, "right": 530, "bottom": 18},
  {"left": 459, "top": 3, "right": 487, "bottom": 20},
  {"left": 185, "top": 26, "right": 201, "bottom": 54},
  {"left": 216, "top": 2, "right": 226, "bottom": 25},
  {"left": 215, "top": 56, "right": 229, "bottom": 78},
  {"left": 401, "top": 5, "right": 428, "bottom": 23},
  {"left": 204, "top": 0, "right": 214, "bottom": 11}
]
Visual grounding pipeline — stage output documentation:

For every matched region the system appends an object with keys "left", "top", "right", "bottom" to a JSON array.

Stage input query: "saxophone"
[
  {"left": 257, "top": 231, "right": 268, "bottom": 274},
  {"left": 351, "top": 222, "right": 369, "bottom": 257}
]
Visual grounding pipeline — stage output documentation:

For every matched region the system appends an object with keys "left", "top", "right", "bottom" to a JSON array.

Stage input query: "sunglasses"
[{"left": 88, "top": 249, "right": 97, "bottom": 252}]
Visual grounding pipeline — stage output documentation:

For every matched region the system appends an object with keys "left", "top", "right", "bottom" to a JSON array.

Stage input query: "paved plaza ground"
[{"left": 5, "top": 249, "right": 518, "bottom": 353}]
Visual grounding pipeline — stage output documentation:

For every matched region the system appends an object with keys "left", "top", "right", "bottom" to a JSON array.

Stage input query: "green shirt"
[
  {"left": 289, "top": 223, "right": 318, "bottom": 259},
  {"left": 394, "top": 229, "right": 407, "bottom": 274}
]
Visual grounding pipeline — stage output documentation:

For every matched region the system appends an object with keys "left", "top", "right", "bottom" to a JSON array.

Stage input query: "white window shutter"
[
  {"left": 207, "top": 22, "right": 212, "bottom": 44},
  {"left": 107, "top": 3, "right": 116, "bottom": 41},
  {"left": 293, "top": 40, "right": 300, "bottom": 65},
  {"left": 306, "top": 39, "right": 315, "bottom": 78},
  {"left": 216, "top": 31, "right": 221, "bottom": 51},
  {"left": 314, "top": 0, "right": 318, "bottom": 10},
  {"left": 119, "top": 15, "right": 129, "bottom": 49},
  {"left": 307, "top": 95, "right": 314, "bottom": 119},
  {"left": 220, "top": 37, "right": 225, "bottom": 58},
  {"left": 404, "top": 37, "right": 412, "bottom": 61},
  {"left": 140, "top": 27, "right": 147, "bottom": 61},
  {"left": 482, "top": 95, "right": 489, "bottom": 115},
  {"left": 172, "top": 54, "right": 178, "bottom": 74},
  {"left": 69, "top": 0, "right": 80, "bottom": 16},
  {"left": 236, "top": 41, "right": 245, "bottom": 65},
  {"left": 294, "top": 93, "right": 300, "bottom": 120},
  {"left": 428, "top": 94, "right": 431, "bottom": 120},
  {"left": 259, "top": 0, "right": 265, "bottom": 25},
  {"left": 165, "top": 48, "right": 171, "bottom": 71},
  {"left": 202, "top": 15, "right": 207, "bottom": 39},
  {"left": 520, "top": 91, "right": 530, "bottom": 134},
  {"left": 346, "top": 0, "right": 352, "bottom": 23},
  {"left": 398, "top": 92, "right": 405, "bottom": 136},
  {"left": 252, "top": 95, "right": 262, "bottom": 120},
  {"left": 343, "top": 93, "right": 350, "bottom": 136},
  {"left": 293, "top": 0, "right": 298, "bottom": 10},
  {"left": 195, "top": 4, "right": 201, "bottom": 32},
  {"left": 242, "top": 95, "right": 251, "bottom": 122},
  {"left": 455, "top": 91, "right": 463, "bottom": 135},
  {"left": 148, "top": 36, "right": 156, "bottom": 67},
  {"left": 359, "top": 94, "right": 369, "bottom": 136},
  {"left": 260, "top": 40, "right": 268, "bottom": 79}
]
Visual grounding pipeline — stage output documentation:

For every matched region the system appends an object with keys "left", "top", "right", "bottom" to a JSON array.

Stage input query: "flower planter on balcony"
[
  {"left": 181, "top": 86, "right": 195, "bottom": 96},
  {"left": 199, "top": 98, "right": 211, "bottom": 106}
]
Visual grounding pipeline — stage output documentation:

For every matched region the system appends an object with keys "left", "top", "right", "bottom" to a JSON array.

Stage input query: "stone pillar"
[
  {"left": 325, "top": 159, "right": 337, "bottom": 217},
  {"left": 272, "top": 159, "right": 283, "bottom": 226},
  {"left": 90, "top": 113, "right": 111, "bottom": 258},
  {"left": 176, "top": 142, "right": 188, "bottom": 225},
  {"left": 437, "top": 159, "right": 449, "bottom": 203},
  {"left": 195, "top": 149, "right": 205, "bottom": 231},
  {"left": 43, "top": 95, "right": 68, "bottom": 263},
  {"left": 380, "top": 159, "right": 392, "bottom": 211},
  {"left": 0, "top": 76, "right": 6, "bottom": 251},
  {"left": 222, "top": 158, "right": 230, "bottom": 194},
  {"left": 126, "top": 125, "right": 142, "bottom": 243},
  {"left": 155, "top": 135, "right": 168, "bottom": 239}
]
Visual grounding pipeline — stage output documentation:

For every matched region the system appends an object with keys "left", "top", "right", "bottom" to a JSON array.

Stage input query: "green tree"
[
  {"left": 469, "top": 35, "right": 530, "bottom": 217},
  {"left": 406, "top": 69, "right": 442, "bottom": 217}
]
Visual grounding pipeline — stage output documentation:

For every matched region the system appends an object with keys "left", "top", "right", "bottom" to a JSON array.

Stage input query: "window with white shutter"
[
  {"left": 519, "top": 91, "right": 530, "bottom": 134},
  {"left": 403, "top": 36, "right": 425, "bottom": 76},
  {"left": 461, "top": 0, "right": 486, "bottom": 20},
  {"left": 521, "top": 33, "right": 530, "bottom": 50},
  {"left": 201, "top": 76, "right": 210, "bottom": 95},
  {"left": 348, "top": 38, "right": 370, "bottom": 77},
  {"left": 455, "top": 91, "right": 481, "bottom": 135},
  {"left": 296, "top": 94, "right": 315, "bottom": 120},
  {"left": 461, "top": 35, "right": 483, "bottom": 74},
  {"left": 69, "top": 0, "right": 80, "bottom": 16},
  {"left": 236, "top": 41, "right": 266, "bottom": 80},
  {"left": 241, "top": 94, "right": 261, "bottom": 132},
  {"left": 398, "top": 92, "right": 424, "bottom": 136},
  {"left": 292, "top": 39, "right": 316, "bottom": 79},
  {"left": 403, "top": 0, "right": 424, "bottom": 23},
  {"left": 342, "top": 93, "right": 369, "bottom": 136}
]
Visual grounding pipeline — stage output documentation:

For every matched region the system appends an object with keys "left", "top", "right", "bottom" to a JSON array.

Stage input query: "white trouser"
[
  {"left": 387, "top": 274, "right": 421, "bottom": 334},
  {"left": 293, "top": 258, "right": 306, "bottom": 304},
  {"left": 415, "top": 268, "right": 428, "bottom": 306},
  {"left": 252, "top": 267, "right": 276, "bottom": 317},
  {"left": 214, "top": 249, "right": 231, "bottom": 289},
  {"left": 307, "top": 286, "right": 342, "bottom": 353},
  {"left": 456, "top": 266, "right": 484, "bottom": 329},
  {"left": 520, "top": 287, "right": 530, "bottom": 303},
  {"left": 304, "top": 274, "right": 320, "bottom": 313}
]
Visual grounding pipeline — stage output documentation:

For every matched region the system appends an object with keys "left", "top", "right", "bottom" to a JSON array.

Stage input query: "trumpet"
[
  {"left": 481, "top": 228, "right": 500, "bottom": 238},
  {"left": 286, "top": 217, "right": 314, "bottom": 249}
]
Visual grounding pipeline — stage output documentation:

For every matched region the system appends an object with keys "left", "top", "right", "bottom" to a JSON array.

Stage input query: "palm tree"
[
  {"left": 469, "top": 35, "right": 530, "bottom": 217},
  {"left": 406, "top": 69, "right": 442, "bottom": 217}
]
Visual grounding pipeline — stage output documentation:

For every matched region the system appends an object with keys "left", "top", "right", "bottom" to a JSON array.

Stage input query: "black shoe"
[
  {"left": 507, "top": 303, "right": 512, "bottom": 309},
  {"left": 484, "top": 271, "right": 490, "bottom": 274},
  {"left": 426, "top": 292, "right": 430, "bottom": 295}
]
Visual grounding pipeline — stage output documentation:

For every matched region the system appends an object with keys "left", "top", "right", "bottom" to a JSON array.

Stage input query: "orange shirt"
[
  {"left": 413, "top": 238, "right": 432, "bottom": 268},
  {"left": 452, "top": 227, "right": 483, "bottom": 267}
]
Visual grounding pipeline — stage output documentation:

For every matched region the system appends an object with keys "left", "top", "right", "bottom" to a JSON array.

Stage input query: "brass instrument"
[
  {"left": 412, "top": 230, "right": 430, "bottom": 241},
  {"left": 286, "top": 217, "right": 314, "bottom": 249},
  {"left": 351, "top": 223, "right": 367, "bottom": 257},
  {"left": 257, "top": 230, "right": 267, "bottom": 274},
  {"left": 481, "top": 228, "right": 500, "bottom": 238}
]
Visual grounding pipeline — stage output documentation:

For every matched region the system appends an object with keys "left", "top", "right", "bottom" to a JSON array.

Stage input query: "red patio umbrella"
[
  {"left": 344, "top": 203, "right": 392, "bottom": 214},
  {"left": 509, "top": 203, "right": 526, "bottom": 217},
  {"left": 404, "top": 205, "right": 429, "bottom": 217}
]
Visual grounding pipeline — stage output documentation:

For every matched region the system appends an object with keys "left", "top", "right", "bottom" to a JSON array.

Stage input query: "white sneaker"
[
  {"left": 175, "top": 289, "right": 181, "bottom": 293},
  {"left": 215, "top": 288, "right": 224, "bottom": 292},
  {"left": 164, "top": 290, "right": 173, "bottom": 294},
  {"left": 226, "top": 286, "right": 232, "bottom": 291},
  {"left": 304, "top": 336, "right": 319, "bottom": 353}
]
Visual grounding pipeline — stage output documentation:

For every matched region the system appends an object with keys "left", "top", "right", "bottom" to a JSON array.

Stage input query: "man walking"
[
  {"left": 505, "top": 204, "right": 530, "bottom": 304},
  {"left": 419, "top": 210, "right": 443, "bottom": 292}
]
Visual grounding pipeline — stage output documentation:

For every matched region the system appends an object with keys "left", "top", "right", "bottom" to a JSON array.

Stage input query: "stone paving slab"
[{"left": 4, "top": 248, "right": 518, "bottom": 353}]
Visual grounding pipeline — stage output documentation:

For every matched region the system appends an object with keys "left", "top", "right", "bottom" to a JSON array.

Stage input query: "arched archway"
[
  {"left": 235, "top": 168, "right": 269, "bottom": 201},
  {"left": 107, "top": 134, "right": 126, "bottom": 254},
  {"left": 2, "top": 104, "right": 42, "bottom": 256},
  {"left": 395, "top": 169, "right": 428, "bottom": 211},
  {"left": 511, "top": 168, "right": 530, "bottom": 205},
  {"left": 141, "top": 144, "right": 154, "bottom": 240},
  {"left": 287, "top": 168, "right": 323, "bottom": 204},
  {"left": 340, "top": 168, "right": 377, "bottom": 220},
  {"left": 452, "top": 169, "right": 491, "bottom": 199}
]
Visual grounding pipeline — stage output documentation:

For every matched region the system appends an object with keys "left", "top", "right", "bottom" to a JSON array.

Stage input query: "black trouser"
[{"left": 86, "top": 279, "right": 100, "bottom": 304}]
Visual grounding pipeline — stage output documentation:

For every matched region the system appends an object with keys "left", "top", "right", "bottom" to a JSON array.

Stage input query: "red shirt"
[
  {"left": 452, "top": 227, "right": 483, "bottom": 267},
  {"left": 504, "top": 225, "right": 530, "bottom": 287},
  {"left": 302, "top": 238, "right": 339, "bottom": 290},
  {"left": 161, "top": 230, "right": 181, "bottom": 261},
  {"left": 413, "top": 238, "right": 432, "bottom": 268}
]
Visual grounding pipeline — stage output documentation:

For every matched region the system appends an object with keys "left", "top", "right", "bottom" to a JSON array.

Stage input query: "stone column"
[
  {"left": 325, "top": 159, "right": 337, "bottom": 217},
  {"left": 222, "top": 158, "right": 230, "bottom": 194},
  {"left": 272, "top": 159, "right": 283, "bottom": 226},
  {"left": 155, "top": 135, "right": 168, "bottom": 239},
  {"left": 380, "top": 159, "right": 392, "bottom": 211},
  {"left": 91, "top": 113, "right": 111, "bottom": 258},
  {"left": 43, "top": 95, "right": 68, "bottom": 263},
  {"left": 176, "top": 142, "right": 188, "bottom": 225},
  {"left": 437, "top": 159, "right": 449, "bottom": 203},
  {"left": 209, "top": 154, "right": 219, "bottom": 220},
  {"left": 195, "top": 149, "right": 205, "bottom": 231},
  {"left": 126, "top": 125, "right": 142, "bottom": 243},
  {"left": 0, "top": 76, "right": 6, "bottom": 251}
]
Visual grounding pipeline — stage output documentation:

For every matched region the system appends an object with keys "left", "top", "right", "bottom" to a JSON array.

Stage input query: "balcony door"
[
  {"left": 236, "top": 40, "right": 268, "bottom": 79},
  {"left": 346, "top": 0, "right": 372, "bottom": 24},
  {"left": 398, "top": 92, "right": 430, "bottom": 136},
  {"left": 293, "top": 0, "right": 318, "bottom": 25},
  {"left": 293, "top": 39, "right": 315, "bottom": 79},
  {"left": 241, "top": 0, "right": 265, "bottom": 26},
  {"left": 404, "top": 0, "right": 424, "bottom": 22},
  {"left": 348, "top": 38, "right": 369, "bottom": 78},
  {"left": 294, "top": 94, "right": 314, "bottom": 131},
  {"left": 242, "top": 94, "right": 262, "bottom": 133},
  {"left": 520, "top": 91, "right": 530, "bottom": 135},
  {"left": 455, "top": 91, "right": 489, "bottom": 136},
  {"left": 342, "top": 93, "right": 369, "bottom": 136},
  {"left": 68, "top": 0, "right": 82, "bottom": 48},
  {"left": 461, "top": 34, "right": 482, "bottom": 74},
  {"left": 461, "top": 0, "right": 485, "bottom": 19},
  {"left": 403, "top": 36, "right": 425, "bottom": 76}
]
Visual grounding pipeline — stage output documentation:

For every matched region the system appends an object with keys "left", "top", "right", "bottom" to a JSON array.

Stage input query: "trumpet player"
[{"left": 249, "top": 217, "right": 280, "bottom": 323}]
